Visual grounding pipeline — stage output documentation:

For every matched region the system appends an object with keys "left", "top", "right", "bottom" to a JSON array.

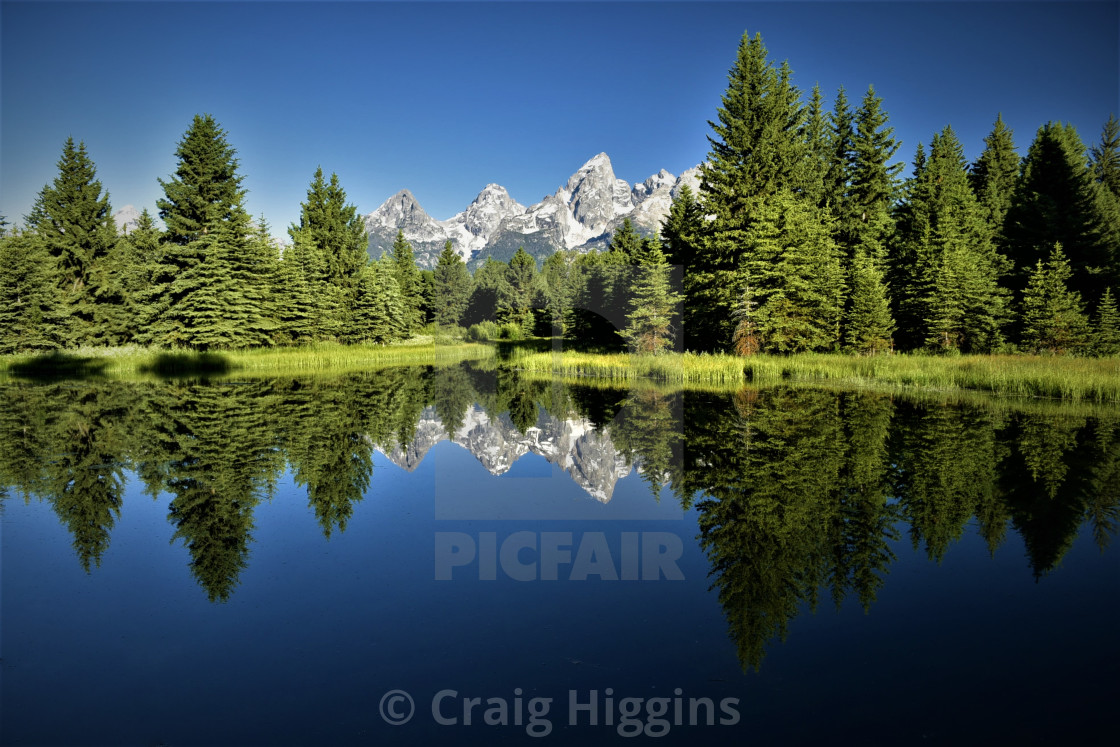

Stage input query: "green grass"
[
  {"left": 4, "top": 340, "right": 1118, "bottom": 402},
  {"left": 508, "top": 349, "right": 1120, "bottom": 402},
  {"left": 0, "top": 340, "right": 493, "bottom": 379}
]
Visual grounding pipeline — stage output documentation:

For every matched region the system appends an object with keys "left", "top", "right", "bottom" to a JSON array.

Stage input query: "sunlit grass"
[
  {"left": 508, "top": 349, "right": 1120, "bottom": 402},
  {"left": 0, "top": 340, "right": 494, "bottom": 379}
]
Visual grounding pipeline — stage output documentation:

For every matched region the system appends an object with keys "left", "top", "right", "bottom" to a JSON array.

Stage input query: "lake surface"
[{"left": 1, "top": 363, "right": 1117, "bottom": 745}]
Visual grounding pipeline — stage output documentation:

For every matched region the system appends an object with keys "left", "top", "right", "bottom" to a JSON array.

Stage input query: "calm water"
[{"left": 1, "top": 364, "right": 1117, "bottom": 746}]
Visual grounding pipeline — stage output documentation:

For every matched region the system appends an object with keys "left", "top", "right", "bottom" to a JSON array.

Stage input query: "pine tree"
[
  {"left": 800, "top": 83, "right": 830, "bottom": 205},
  {"left": 1091, "top": 286, "right": 1120, "bottom": 356},
  {"left": 845, "top": 247, "right": 895, "bottom": 354},
  {"left": 1090, "top": 114, "right": 1120, "bottom": 200},
  {"left": 892, "top": 127, "right": 1009, "bottom": 352},
  {"left": 823, "top": 86, "right": 855, "bottom": 215},
  {"left": 660, "top": 183, "right": 703, "bottom": 269},
  {"left": 463, "top": 257, "right": 511, "bottom": 327},
  {"left": 0, "top": 231, "right": 64, "bottom": 352},
  {"left": 1021, "top": 244, "right": 1091, "bottom": 354},
  {"left": 387, "top": 230, "right": 423, "bottom": 336},
  {"left": 744, "top": 190, "right": 846, "bottom": 352},
  {"left": 147, "top": 115, "right": 273, "bottom": 348},
  {"left": 969, "top": 114, "right": 1019, "bottom": 242},
  {"left": 118, "top": 209, "right": 162, "bottom": 340},
  {"left": 690, "top": 30, "right": 806, "bottom": 351},
  {"left": 346, "top": 261, "right": 404, "bottom": 344},
  {"left": 622, "top": 240, "right": 682, "bottom": 354},
  {"left": 502, "top": 247, "right": 540, "bottom": 333},
  {"left": 287, "top": 168, "right": 368, "bottom": 339},
  {"left": 157, "top": 114, "right": 244, "bottom": 247},
  {"left": 847, "top": 86, "right": 901, "bottom": 257},
  {"left": 1005, "top": 122, "right": 1113, "bottom": 301},
  {"left": 430, "top": 241, "right": 472, "bottom": 327},
  {"left": 26, "top": 137, "right": 118, "bottom": 345},
  {"left": 271, "top": 246, "right": 317, "bottom": 344}
]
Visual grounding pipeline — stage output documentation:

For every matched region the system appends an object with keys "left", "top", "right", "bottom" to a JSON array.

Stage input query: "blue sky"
[{"left": 2, "top": 1, "right": 1117, "bottom": 233}]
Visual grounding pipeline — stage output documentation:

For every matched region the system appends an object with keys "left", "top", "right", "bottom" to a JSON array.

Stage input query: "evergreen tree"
[
  {"left": 969, "top": 113, "right": 1019, "bottom": 241},
  {"left": 689, "top": 30, "right": 806, "bottom": 351},
  {"left": 845, "top": 247, "right": 895, "bottom": 354},
  {"left": 1091, "top": 286, "right": 1120, "bottom": 356},
  {"left": 147, "top": 212, "right": 275, "bottom": 349},
  {"left": 1004, "top": 122, "right": 1114, "bottom": 301},
  {"left": 146, "top": 115, "right": 274, "bottom": 348},
  {"left": 26, "top": 137, "right": 118, "bottom": 345},
  {"left": 271, "top": 245, "right": 318, "bottom": 344},
  {"left": 287, "top": 168, "right": 368, "bottom": 339},
  {"left": 847, "top": 86, "right": 901, "bottom": 257},
  {"left": 823, "top": 86, "right": 855, "bottom": 215},
  {"left": 430, "top": 241, "right": 472, "bottom": 327},
  {"left": 892, "top": 127, "right": 1009, "bottom": 352},
  {"left": 744, "top": 189, "right": 846, "bottom": 352},
  {"left": 118, "top": 209, "right": 162, "bottom": 340},
  {"left": 799, "top": 83, "right": 830, "bottom": 205},
  {"left": 0, "top": 231, "right": 64, "bottom": 352},
  {"left": 157, "top": 114, "right": 244, "bottom": 247},
  {"left": 621, "top": 240, "right": 682, "bottom": 354},
  {"left": 388, "top": 230, "right": 423, "bottom": 335},
  {"left": 1020, "top": 244, "right": 1090, "bottom": 354},
  {"left": 660, "top": 183, "right": 703, "bottom": 269},
  {"left": 502, "top": 247, "right": 540, "bottom": 333},
  {"left": 1090, "top": 114, "right": 1120, "bottom": 200},
  {"left": 346, "top": 261, "right": 404, "bottom": 344},
  {"left": 464, "top": 257, "right": 512, "bottom": 327}
]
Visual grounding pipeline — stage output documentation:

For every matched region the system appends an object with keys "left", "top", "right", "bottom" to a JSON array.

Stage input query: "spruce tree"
[
  {"left": 800, "top": 83, "right": 830, "bottom": 205},
  {"left": 287, "top": 168, "right": 368, "bottom": 340},
  {"left": 0, "top": 231, "right": 64, "bottom": 353},
  {"left": 660, "top": 183, "right": 703, "bottom": 269},
  {"left": 847, "top": 86, "right": 901, "bottom": 257},
  {"left": 1090, "top": 114, "right": 1120, "bottom": 200},
  {"left": 388, "top": 230, "right": 423, "bottom": 336},
  {"left": 823, "top": 86, "right": 855, "bottom": 215},
  {"left": 503, "top": 247, "right": 540, "bottom": 333},
  {"left": 464, "top": 257, "right": 511, "bottom": 327},
  {"left": 1005, "top": 122, "right": 1113, "bottom": 301},
  {"left": 691, "top": 30, "right": 806, "bottom": 351},
  {"left": 892, "top": 128, "right": 1009, "bottom": 352},
  {"left": 157, "top": 114, "right": 244, "bottom": 247},
  {"left": 1091, "top": 286, "right": 1120, "bottom": 356},
  {"left": 969, "top": 114, "right": 1019, "bottom": 241},
  {"left": 26, "top": 137, "right": 118, "bottom": 346},
  {"left": 430, "top": 241, "right": 471, "bottom": 327},
  {"left": 1020, "top": 244, "right": 1090, "bottom": 354},
  {"left": 622, "top": 241, "right": 681, "bottom": 354},
  {"left": 744, "top": 189, "right": 846, "bottom": 352},
  {"left": 845, "top": 247, "right": 894, "bottom": 354},
  {"left": 346, "top": 261, "right": 404, "bottom": 344}
]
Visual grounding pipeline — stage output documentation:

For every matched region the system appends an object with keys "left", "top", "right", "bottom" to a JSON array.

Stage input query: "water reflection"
[{"left": 1, "top": 365, "right": 1117, "bottom": 668}]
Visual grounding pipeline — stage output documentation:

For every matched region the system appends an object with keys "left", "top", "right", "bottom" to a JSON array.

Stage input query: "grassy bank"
[
  {"left": 508, "top": 349, "right": 1120, "bottom": 402},
  {"left": 0, "top": 339, "right": 493, "bottom": 379}
]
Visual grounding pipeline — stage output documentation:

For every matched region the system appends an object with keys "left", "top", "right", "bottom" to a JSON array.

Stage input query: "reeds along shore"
[
  {"left": 506, "top": 350, "right": 1120, "bottom": 402},
  {"left": 2, "top": 342, "right": 1118, "bottom": 402}
]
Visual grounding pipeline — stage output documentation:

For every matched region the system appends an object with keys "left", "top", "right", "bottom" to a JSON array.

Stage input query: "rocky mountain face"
[
  {"left": 375, "top": 404, "right": 635, "bottom": 503},
  {"left": 364, "top": 153, "right": 701, "bottom": 269}
]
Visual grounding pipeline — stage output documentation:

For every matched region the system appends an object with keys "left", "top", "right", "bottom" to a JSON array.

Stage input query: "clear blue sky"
[{"left": 2, "top": 1, "right": 1117, "bottom": 233}]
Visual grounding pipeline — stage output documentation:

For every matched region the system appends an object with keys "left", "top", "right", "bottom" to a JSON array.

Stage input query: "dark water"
[{"left": 1, "top": 364, "right": 1117, "bottom": 746}]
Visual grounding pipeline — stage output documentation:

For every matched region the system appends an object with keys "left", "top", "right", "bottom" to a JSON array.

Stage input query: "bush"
[
  {"left": 497, "top": 322, "right": 525, "bottom": 341},
  {"left": 467, "top": 321, "right": 500, "bottom": 342}
]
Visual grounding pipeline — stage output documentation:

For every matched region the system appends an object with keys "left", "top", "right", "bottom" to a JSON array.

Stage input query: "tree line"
[
  {"left": 3, "top": 30, "right": 1118, "bottom": 356},
  {"left": 666, "top": 31, "right": 1120, "bottom": 356}
]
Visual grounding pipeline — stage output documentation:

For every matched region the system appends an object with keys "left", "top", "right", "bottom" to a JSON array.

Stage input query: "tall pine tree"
[{"left": 26, "top": 137, "right": 118, "bottom": 346}]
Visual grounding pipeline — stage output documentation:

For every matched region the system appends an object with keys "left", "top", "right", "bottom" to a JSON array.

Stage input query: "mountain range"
[
  {"left": 112, "top": 153, "right": 701, "bottom": 270},
  {"left": 364, "top": 153, "right": 700, "bottom": 269}
]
